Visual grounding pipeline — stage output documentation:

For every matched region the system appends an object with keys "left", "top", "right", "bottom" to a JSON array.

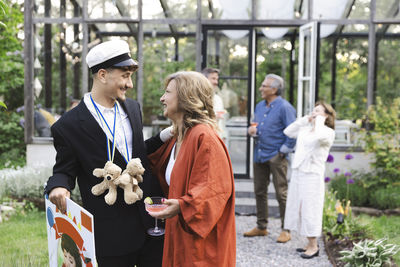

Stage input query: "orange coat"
[{"left": 149, "top": 124, "right": 236, "bottom": 267}]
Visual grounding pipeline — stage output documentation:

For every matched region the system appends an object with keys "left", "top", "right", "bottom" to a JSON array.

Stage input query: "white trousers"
[{"left": 284, "top": 169, "right": 325, "bottom": 237}]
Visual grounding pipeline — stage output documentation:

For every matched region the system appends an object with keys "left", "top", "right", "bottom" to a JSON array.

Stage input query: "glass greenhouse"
[{"left": 24, "top": 0, "right": 400, "bottom": 177}]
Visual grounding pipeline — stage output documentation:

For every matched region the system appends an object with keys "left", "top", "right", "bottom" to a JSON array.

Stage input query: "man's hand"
[
  {"left": 49, "top": 187, "right": 70, "bottom": 213},
  {"left": 148, "top": 199, "right": 180, "bottom": 219},
  {"left": 248, "top": 126, "right": 257, "bottom": 136}
]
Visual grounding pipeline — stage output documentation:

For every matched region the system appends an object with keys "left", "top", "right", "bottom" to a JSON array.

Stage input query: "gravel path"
[{"left": 236, "top": 216, "right": 333, "bottom": 267}]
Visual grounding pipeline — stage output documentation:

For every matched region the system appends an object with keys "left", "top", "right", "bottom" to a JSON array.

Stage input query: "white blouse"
[
  {"left": 165, "top": 144, "right": 176, "bottom": 186},
  {"left": 284, "top": 115, "right": 335, "bottom": 176}
]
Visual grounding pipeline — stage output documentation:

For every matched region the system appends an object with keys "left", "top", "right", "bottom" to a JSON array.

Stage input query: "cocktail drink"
[
  {"left": 250, "top": 118, "right": 259, "bottom": 138},
  {"left": 144, "top": 197, "right": 167, "bottom": 236}
]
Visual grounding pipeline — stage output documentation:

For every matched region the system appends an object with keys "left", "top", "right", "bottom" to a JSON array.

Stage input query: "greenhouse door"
[
  {"left": 201, "top": 26, "right": 255, "bottom": 178},
  {"left": 297, "top": 22, "right": 318, "bottom": 117}
]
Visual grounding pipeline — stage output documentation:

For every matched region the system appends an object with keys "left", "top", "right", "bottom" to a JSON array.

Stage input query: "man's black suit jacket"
[{"left": 45, "top": 98, "right": 164, "bottom": 257}]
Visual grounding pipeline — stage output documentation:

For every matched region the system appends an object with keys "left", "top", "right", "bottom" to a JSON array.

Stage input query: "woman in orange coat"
[{"left": 147, "top": 71, "right": 236, "bottom": 267}]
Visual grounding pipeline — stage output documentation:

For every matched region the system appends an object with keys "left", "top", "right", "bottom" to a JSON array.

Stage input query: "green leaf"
[{"left": 0, "top": 101, "right": 6, "bottom": 109}]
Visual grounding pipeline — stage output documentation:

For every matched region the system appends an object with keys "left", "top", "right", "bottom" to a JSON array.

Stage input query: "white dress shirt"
[
  {"left": 84, "top": 93, "right": 133, "bottom": 161},
  {"left": 165, "top": 143, "right": 176, "bottom": 186}
]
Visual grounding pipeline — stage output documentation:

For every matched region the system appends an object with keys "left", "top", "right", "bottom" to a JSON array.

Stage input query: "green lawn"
[
  {"left": 355, "top": 214, "right": 400, "bottom": 264},
  {"left": 0, "top": 210, "right": 49, "bottom": 267},
  {"left": 1, "top": 210, "right": 399, "bottom": 266}
]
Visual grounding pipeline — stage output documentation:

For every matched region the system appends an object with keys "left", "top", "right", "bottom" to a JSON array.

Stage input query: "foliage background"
[{"left": 0, "top": 1, "right": 24, "bottom": 110}]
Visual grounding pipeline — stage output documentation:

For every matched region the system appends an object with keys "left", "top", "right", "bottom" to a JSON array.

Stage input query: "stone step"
[
  {"left": 235, "top": 179, "right": 276, "bottom": 193},
  {"left": 234, "top": 179, "right": 281, "bottom": 217},
  {"left": 235, "top": 205, "right": 280, "bottom": 217}
]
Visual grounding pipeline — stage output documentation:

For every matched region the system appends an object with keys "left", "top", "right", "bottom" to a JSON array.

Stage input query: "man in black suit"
[{"left": 45, "top": 39, "right": 170, "bottom": 267}]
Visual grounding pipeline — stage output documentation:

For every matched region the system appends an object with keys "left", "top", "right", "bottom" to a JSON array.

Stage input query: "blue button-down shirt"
[{"left": 254, "top": 96, "right": 296, "bottom": 163}]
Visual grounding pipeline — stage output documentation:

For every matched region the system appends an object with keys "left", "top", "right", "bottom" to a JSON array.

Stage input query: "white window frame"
[{"left": 297, "top": 21, "right": 318, "bottom": 118}]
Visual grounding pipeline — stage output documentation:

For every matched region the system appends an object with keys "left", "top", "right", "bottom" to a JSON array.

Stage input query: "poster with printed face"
[{"left": 45, "top": 196, "right": 96, "bottom": 267}]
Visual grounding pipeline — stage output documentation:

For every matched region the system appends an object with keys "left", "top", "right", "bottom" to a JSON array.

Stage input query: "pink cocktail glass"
[{"left": 145, "top": 197, "right": 167, "bottom": 236}]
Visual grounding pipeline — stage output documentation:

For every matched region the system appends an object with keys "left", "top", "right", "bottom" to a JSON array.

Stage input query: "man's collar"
[
  {"left": 265, "top": 95, "right": 282, "bottom": 106},
  {"left": 84, "top": 93, "right": 126, "bottom": 116}
]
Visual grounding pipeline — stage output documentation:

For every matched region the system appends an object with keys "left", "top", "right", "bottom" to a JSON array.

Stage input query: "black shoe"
[
  {"left": 300, "top": 250, "right": 319, "bottom": 259},
  {"left": 296, "top": 248, "right": 306, "bottom": 253}
]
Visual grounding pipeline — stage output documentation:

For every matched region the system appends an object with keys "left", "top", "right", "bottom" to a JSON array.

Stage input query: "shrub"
[
  {"left": 358, "top": 97, "right": 400, "bottom": 188},
  {"left": 0, "top": 165, "right": 81, "bottom": 204},
  {"left": 330, "top": 171, "right": 400, "bottom": 210},
  {"left": 0, "top": 111, "right": 25, "bottom": 169},
  {"left": 340, "top": 238, "right": 399, "bottom": 267},
  {"left": 329, "top": 172, "right": 369, "bottom": 207},
  {"left": 370, "top": 186, "right": 400, "bottom": 210}
]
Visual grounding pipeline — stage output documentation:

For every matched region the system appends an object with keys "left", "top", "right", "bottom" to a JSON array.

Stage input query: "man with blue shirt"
[{"left": 244, "top": 74, "right": 296, "bottom": 243}]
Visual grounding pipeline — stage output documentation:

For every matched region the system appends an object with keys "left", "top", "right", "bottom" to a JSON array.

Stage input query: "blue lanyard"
[
  {"left": 90, "top": 95, "right": 130, "bottom": 164},
  {"left": 116, "top": 104, "right": 130, "bottom": 164},
  {"left": 90, "top": 95, "right": 117, "bottom": 162}
]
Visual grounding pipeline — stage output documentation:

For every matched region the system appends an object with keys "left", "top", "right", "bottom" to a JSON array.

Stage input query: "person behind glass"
[
  {"left": 45, "top": 40, "right": 172, "bottom": 267},
  {"left": 283, "top": 101, "right": 336, "bottom": 259},
  {"left": 147, "top": 71, "right": 236, "bottom": 267},
  {"left": 244, "top": 73, "right": 296, "bottom": 243},
  {"left": 201, "top": 67, "right": 227, "bottom": 140}
]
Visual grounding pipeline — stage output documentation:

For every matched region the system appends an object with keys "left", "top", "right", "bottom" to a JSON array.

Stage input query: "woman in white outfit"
[{"left": 283, "top": 101, "right": 336, "bottom": 259}]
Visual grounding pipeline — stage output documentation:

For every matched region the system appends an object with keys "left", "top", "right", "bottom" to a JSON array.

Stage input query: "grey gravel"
[{"left": 236, "top": 215, "right": 333, "bottom": 267}]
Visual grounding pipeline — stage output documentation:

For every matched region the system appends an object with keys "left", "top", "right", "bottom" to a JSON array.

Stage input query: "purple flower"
[
  {"left": 327, "top": 154, "right": 334, "bottom": 163},
  {"left": 346, "top": 178, "right": 355, "bottom": 184},
  {"left": 333, "top": 168, "right": 340, "bottom": 173},
  {"left": 324, "top": 177, "right": 331, "bottom": 183},
  {"left": 344, "top": 172, "right": 352, "bottom": 177},
  {"left": 345, "top": 154, "right": 354, "bottom": 160}
]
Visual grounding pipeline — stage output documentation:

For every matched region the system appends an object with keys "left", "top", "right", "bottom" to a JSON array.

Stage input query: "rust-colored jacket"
[{"left": 149, "top": 124, "right": 236, "bottom": 267}]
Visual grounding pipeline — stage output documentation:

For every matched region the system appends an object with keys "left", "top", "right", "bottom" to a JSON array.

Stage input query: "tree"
[{"left": 0, "top": 1, "right": 24, "bottom": 110}]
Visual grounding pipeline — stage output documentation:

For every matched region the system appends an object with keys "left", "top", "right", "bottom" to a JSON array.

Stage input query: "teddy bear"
[
  {"left": 91, "top": 161, "right": 122, "bottom": 205},
  {"left": 114, "top": 158, "right": 145, "bottom": 204}
]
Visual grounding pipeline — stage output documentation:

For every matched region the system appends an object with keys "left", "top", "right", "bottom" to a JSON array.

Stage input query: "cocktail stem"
[{"left": 154, "top": 219, "right": 159, "bottom": 232}]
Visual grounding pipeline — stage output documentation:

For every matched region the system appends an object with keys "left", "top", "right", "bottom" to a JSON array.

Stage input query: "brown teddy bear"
[
  {"left": 114, "top": 158, "right": 145, "bottom": 204},
  {"left": 91, "top": 161, "right": 122, "bottom": 205}
]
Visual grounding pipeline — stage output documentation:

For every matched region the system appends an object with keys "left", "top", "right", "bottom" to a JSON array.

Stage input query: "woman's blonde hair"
[
  {"left": 315, "top": 101, "right": 336, "bottom": 129},
  {"left": 164, "top": 71, "right": 218, "bottom": 140}
]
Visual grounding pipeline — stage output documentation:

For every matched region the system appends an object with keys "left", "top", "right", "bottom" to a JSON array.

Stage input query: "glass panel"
[
  {"left": 343, "top": 24, "right": 368, "bottom": 33},
  {"left": 88, "top": 0, "right": 138, "bottom": 19},
  {"left": 376, "top": 39, "right": 400, "bottom": 103},
  {"left": 255, "top": 32, "right": 296, "bottom": 104},
  {"left": 334, "top": 38, "right": 368, "bottom": 120},
  {"left": 206, "top": 30, "right": 250, "bottom": 175},
  {"left": 201, "top": 0, "right": 215, "bottom": 19},
  {"left": 202, "top": 0, "right": 251, "bottom": 20},
  {"left": 346, "top": 0, "right": 370, "bottom": 20},
  {"left": 387, "top": 24, "right": 400, "bottom": 34},
  {"left": 32, "top": 23, "right": 84, "bottom": 137},
  {"left": 33, "top": 0, "right": 138, "bottom": 18},
  {"left": 165, "top": 0, "right": 197, "bottom": 19},
  {"left": 256, "top": 0, "right": 295, "bottom": 20},
  {"left": 93, "top": 23, "right": 131, "bottom": 33},
  {"left": 143, "top": 0, "right": 164, "bottom": 19},
  {"left": 141, "top": 28, "right": 196, "bottom": 128},
  {"left": 143, "top": 23, "right": 170, "bottom": 35},
  {"left": 317, "top": 38, "right": 332, "bottom": 103},
  {"left": 302, "top": 80, "right": 311, "bottom": 116},
  {"left": 303, "top": 27, "right": 311, "bottom": 77},
  {"left": 375, "top": 0, "right": 398, "bottom": 19},
  {"left": 34, "top": 0, "right": 82, "bottom": 18}
]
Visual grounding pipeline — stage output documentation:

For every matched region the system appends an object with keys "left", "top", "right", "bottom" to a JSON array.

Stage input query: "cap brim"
[{"left": 113, "top": 58, "right": 138, "bottom": 67}]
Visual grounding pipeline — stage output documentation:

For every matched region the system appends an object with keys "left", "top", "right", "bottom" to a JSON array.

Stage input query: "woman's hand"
[{"left": 148, "top": 198, "right": 181, "bottom": 219}]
